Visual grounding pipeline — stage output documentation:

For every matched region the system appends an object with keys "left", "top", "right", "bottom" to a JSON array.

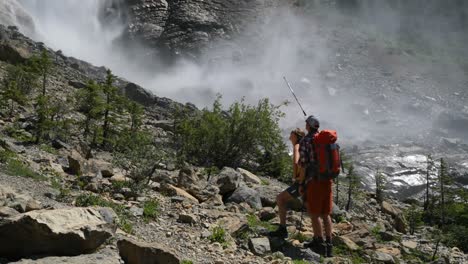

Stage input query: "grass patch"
[
  {"left": 39, "top": 144, "right": 58, "bottom": 155},
  {"left": 293, "top": 260, "right": 309, "bottom": 264},
  {"left": 181, "top": 261, "right": 194, "bottom": 264},
  {"left": 111, "top": 180, "right": 131, "bottom": 190},
  {"left": 6, "top": 159, "right": 46, "bottom": 180},
  {"left": 333, "top": 244, "right": 366, "bottom": 264},
  {"left": 208, "top": 225, "right": 230, "bottom": 248},
  {"left": 0, "top": 148, "right": 16, "bottom": 163},
  {"left": 370, "top": 225, "right": 384, "bottom": 243},
  {"left": 75, "top": 193, "right": 133, "bottom": 234},
  {"left": 261, "top": 179, "right": 270, "bottom": 185},
  {"left": 247, "top": 213, "right": 276, "bottom": 232},
  {"left": 143, "top": 199, "right": 160, "bottom": 222}
]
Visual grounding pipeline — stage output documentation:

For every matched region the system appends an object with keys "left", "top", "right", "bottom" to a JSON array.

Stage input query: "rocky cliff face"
[{"left": 106, "top": 0, "right": 278, "bottom": 60}]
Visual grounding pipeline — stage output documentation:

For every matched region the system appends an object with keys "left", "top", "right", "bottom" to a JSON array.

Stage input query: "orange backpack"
[{"left": 313, "top": 130, "right": 342, "bottom": 179}]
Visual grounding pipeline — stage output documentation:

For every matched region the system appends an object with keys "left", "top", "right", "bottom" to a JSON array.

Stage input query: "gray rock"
[
  {"left": 90, "top": 159, "right": 114, "bottom": 178},
  {"left": 259, "top": 207, "right": 276, "bottom": 221},
  {"left": 381, "top": 201, "right": 401, "bottom": 218},
  {"left": 25, "top": 199, "right": 42, "bottom": 212},
  {"left": 0, "top": 206, "right": 19, "bottom": 218},
  {"left": 129, "top": 206, "right": 144, "bottom": 217},
  {"left": 214, "top": 167, "right": 242, "bottom": 195},
  {"left": 394, "top": 214, "right": 408, "bottom": 234},
  {"left": 237, "top": 168, "right": 262, "bottom": 184},
  {"left": 379, "top": 231, "right": 396, "bottom": 242},
  {"left": 0, "top": 207, "right": 116, "bottom": 260},
  {"left": 66, "top": 150, "right": 85, "bottom": 175},
  {"left": 10, "top": 247, "right": 121, "bottom": 264},
  {"left": 178, "top": 213, "right": 198, "bottom": 224},
  {"left": 373, "top": 251, "right": 395, "bottom": 263},
  {"left": 226, "top": 185, "right": 262, "bottom": 209},
  {"left": 118, "top": 238, "right": 180, "bottom": 264},
  {"left": 248, "top": 237, "right": 271, "bottom": 256},
  {"left": 113, "top": 193, "right": 125, "bottom": 201},
  {"left": 177, "top": 166, "right": 200, "bottom": 193}
]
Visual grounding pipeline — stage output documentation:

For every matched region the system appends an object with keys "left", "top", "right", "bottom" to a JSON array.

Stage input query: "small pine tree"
[
  {"left": 346, "top": 164, "right": 361, "bottom": 211},
  {"left": 101, "top": 69, "right": 125, "bottom": 148},
  {"left": 424, "top": 155, "right": 435, "bottom": 212},
  {"left": 439, "top": 158, "right": 447, "bottom": 225},
  {"left": 406, "top": 204, "right": 423, "bottom": 235},
  {"left": 34, "top": 95, "right": 55, "bottom": 143},
  {"left": 0, "top": 80, "right": 26, "bottom": 116},
  {"left": 30, "top": 50, "right": 52, "bottom": 97},
  {"left": 76, "top": 81, "right": 105, "bottom": 144},
  {"left": 126, "top": 100, "right": 144, "bottom": 133},
  {"left": 375, "top": 169, "right": 387, "bottom": 203}
]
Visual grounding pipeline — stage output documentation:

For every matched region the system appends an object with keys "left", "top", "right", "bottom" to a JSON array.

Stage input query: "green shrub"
[
  {"left": 209, "top": 225, "right": 228, "bottom": 246},
  {"left": 181, "top": 261, "right": 194, "bottom": 264},
  {"left": 0, "top": 148, "right": 15, "bottom": 163},
  {"left": 143, "top": 199, "right": 160, "bottom": 221},
  {"left": 174, "top": 96, "right": 291, "bottom": 180}
]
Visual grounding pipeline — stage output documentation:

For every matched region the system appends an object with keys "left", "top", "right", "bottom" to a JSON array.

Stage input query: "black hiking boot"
[
  {"left": 269, "top": 225, "right": 288, "bottom": 238},
  {"left": 325, "top": 242, "right": 333, "bottom": 257},
  {"left": 305, "top": 237, "right": 327, "bottom": 256}
]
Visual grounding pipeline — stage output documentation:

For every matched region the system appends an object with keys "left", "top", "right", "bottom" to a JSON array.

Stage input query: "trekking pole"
[{"left": 283, "top": 76, "right": 307, "bottom": 117}]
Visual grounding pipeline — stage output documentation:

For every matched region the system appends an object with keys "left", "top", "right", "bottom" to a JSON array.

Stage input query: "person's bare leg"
[
  {"left": 322, "top": 214, "right": 332, "bottom": 239},
  {"left": 310, "top": 214, "right": 323, "bottom": 238},
  {"left": 322, "top": 214, "right": 333, "bottom": 257},
  {"left": 277, "top": 191, "right": 293, "bottom": 225}
]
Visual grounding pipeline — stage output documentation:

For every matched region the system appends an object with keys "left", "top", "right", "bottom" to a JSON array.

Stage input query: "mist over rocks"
[
  {"left": 0, "top": 0, "right": 35, "bottom": 37},
  {"left": 0, "top": 2, "right": 467, "bottom": 262}
]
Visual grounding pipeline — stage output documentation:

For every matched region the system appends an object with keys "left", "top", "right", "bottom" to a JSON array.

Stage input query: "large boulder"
[
  {"left": 118, "top": 238, "right": 180, "bottom": 264},
  {"left": 66, "top": 150, "right": 86, "bottom": 176},
  {"left": 237, "top": 168, "right": 262, "bottom": 185},
  {"left": 0, "top": 207, "right": 116, "bottom": 260},
  {"left": 10, "top": 247, "right": 121, "bottom": 264},
  {"left": 381, "top": 201, "right": 401, "bottom": 217},
  {"left": 226, "top": 184, "right": 262, "bottom": 209},
  {"left": 214, "top": 167, "right": 242, "bottom": 195},
  {"left": 177, "top": 166, "right": 202, "bottom": 194},
  {"left": 160, "top": 184, "right": 199, "bottom": 204}
]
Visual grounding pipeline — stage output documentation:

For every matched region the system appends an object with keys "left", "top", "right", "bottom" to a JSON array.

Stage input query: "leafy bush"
[
  {"left": 209, "top": 225, "right": 228, "bottom": 246},
  {"left": 174, "top": 96, "right": 291, "bottom": 180},
  {"left": 114, "top": 130, "right": 163, "bottom": 185}
]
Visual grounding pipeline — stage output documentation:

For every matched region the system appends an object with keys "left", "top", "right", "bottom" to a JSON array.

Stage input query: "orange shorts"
[{"left": 306, "top": 179, "right": 333, "bottom": 215}]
